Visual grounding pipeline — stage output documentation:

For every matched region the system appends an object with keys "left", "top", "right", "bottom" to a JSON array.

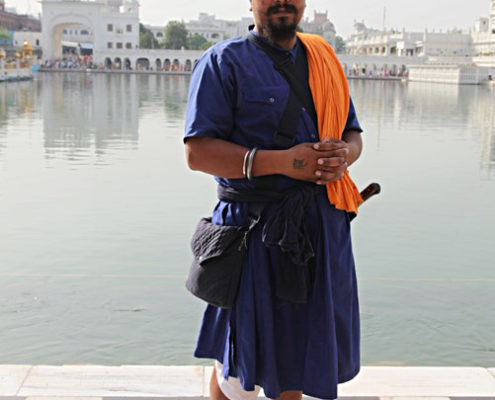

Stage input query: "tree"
[
  {"left": 199, "top": 41, "right": 214, "bottom": 51},
  {"left": 139, "top": 24, "right": 159, "bottom": 49},
  {"left": 187, "top": 33, "right": 207, "bottom": 50},
  {"left": 163, "top": 21, "right": 188, "bottom": 50},
  {"left": 334, "top": 36, "right": 346, "bottom": 54},
  {"left": 0, "top": 28, "right": 12, "bottom": 45}
]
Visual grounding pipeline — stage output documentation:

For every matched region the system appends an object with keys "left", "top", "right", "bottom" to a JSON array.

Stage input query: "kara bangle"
[
  {"left": 242, "top": 149, "right": 250, "bottom": 177},
  {"left": 246, "top": 147, "right": 258, "bottom": 181}
]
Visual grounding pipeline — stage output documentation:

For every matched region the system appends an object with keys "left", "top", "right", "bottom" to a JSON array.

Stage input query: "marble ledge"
[{"left": 0, "top": 365, "right": 494, "bottom": 398}]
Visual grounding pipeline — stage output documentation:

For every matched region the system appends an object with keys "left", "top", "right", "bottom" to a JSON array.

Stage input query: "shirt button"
[{"left": 269, "top": 97, "right": 275, "bottom": 103}]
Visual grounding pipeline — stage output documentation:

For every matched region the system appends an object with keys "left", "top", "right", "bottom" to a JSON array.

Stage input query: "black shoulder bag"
[{"left": 185, "top": 34, "right": 314, "bottom": 309}]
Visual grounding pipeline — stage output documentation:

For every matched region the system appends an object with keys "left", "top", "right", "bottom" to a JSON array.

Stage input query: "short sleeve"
[
  {"left": 343, "top": 97, "right": 363, "bottom": 133},
  {"left": 183, "top": 48, "right": 235, "bottom": 142}
]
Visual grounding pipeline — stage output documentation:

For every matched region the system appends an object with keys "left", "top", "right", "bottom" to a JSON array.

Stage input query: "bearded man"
[{"left": 184, "top": 1, "right": 364, "bottom": 399}]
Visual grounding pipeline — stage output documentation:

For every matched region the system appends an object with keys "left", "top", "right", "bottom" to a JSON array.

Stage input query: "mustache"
[{"left": 266, "top": 4, "right": 297, "bottom": 16}]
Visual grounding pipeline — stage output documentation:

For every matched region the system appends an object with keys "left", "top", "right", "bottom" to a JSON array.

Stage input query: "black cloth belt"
[{"left": 217, "top": 183, "right": 326, "bottom": 304}]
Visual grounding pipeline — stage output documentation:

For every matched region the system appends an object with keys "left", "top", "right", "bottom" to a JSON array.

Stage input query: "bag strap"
[{"left": 248, "top": 32, "right": 312, "bottom": 149}]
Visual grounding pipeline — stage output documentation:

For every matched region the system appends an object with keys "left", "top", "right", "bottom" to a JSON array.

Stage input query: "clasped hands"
[{"left": 285, "top": 139, "right": 350, "bottom": 185}]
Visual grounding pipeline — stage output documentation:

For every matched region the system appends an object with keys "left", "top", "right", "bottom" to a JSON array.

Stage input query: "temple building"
[
  {"left": 345, "top": 0, "right": 495, "bottom": 58},
  {"left": 41, "top": 0, "right": 139, "bottom": 61},
  {"left": 300, "top": 11, "right": 337, "bottom": 48},
  {"left": 0, "top": 0, "right": 41, "bottom": 32}
]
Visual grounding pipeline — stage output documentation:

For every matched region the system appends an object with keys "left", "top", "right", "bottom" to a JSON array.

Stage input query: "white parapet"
[{"left": 408, "top": 64, "right": 493, "bottom": 84}]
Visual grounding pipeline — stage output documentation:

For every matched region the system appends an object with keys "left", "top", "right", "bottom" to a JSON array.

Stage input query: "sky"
[{"left": 5, "top": 0, "right": 493, "bottom": 37}]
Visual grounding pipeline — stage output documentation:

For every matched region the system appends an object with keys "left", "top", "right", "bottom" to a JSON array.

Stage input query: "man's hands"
[
  {"left": 281, "top": 140, "right": 350, "bottom": 185},
  {"left": 185, "top": 132, "right": 362, "bottom": 182}
]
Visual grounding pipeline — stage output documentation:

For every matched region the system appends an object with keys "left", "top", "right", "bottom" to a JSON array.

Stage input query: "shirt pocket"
[
  {"left": 237, "top": 85, "right": 289, "bottom": 147},
  {"left": 242, "top": 86, "right": 287, "bottom": 105}
]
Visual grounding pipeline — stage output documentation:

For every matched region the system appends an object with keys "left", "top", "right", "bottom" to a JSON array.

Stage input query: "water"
[{"left": 0, "top": 73, "right": 494, "bottom": 367}]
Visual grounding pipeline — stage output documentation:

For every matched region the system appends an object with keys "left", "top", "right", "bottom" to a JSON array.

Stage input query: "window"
[
  {"left": 107, "top": 24, "right": 113, "bottom": 32},
  {"left": 126, "top": 42, "right": 132, "bottom": 49},
  {"left": 80, "top": 30, "right": 89, "bottom": 35},
  {"left": 126, "top": 24, "right": 132, "bottom": 32},
  {"left": 116, "top": 42, "right": 123, "bottom": 49},
  {"left": 156, "top": 32, "right": 163, "bottom": 38},
  {"left": 107, "top": 42, "right": 113, "bottom": 49}
]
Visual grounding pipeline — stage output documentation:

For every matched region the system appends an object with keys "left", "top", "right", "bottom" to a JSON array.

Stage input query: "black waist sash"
[{"left": 217, "top": 183, "right": 325, "bottom": 304}]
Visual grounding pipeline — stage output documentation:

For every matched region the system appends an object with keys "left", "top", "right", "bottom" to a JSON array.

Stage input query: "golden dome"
[{"left": 23, "top": 41, "right": 33, "bottom": 51}]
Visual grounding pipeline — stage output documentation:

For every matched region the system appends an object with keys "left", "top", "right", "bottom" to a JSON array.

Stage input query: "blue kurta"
[{"left": 184, "top": 34, "right": 362, "bottom": 400}]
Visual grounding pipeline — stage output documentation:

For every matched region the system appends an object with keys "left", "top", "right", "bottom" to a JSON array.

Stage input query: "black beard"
[{"left": 260, "top": 4, "right": 299, "bottom": 42}]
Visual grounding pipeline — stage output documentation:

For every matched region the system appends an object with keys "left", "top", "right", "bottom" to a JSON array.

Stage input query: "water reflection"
[
  {"left": 42, "top": 73, "right": 139, "bottom": 162},
  {"left": 0, "top": 80, "right": 40, "bottom": 122},
  {"left": 1, "top": 75, "right": 494, "bottom": 366},
  {"left": 1, "top": 74, "right": 493, "bottom": 171},
  {"left": 37, "top": 73, "right": 191, "bottom": 163},
  {"left": 349, "top": 80, "right": 495, "bottom": 174},
  {"left": 466, "top": 85, "right": 495, "bottom": 175}
]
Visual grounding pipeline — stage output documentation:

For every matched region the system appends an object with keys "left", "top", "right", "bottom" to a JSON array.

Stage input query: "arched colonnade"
[{"left": 103, "top": 57, "right": 198, "bottom": 72}]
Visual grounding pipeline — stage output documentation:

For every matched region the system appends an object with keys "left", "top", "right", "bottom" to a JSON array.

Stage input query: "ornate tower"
[
  {"left": 0, "top": 0, "right": 5, "bottom": 12},
  {"left": 491, "top": 0, "right": 495, "bottom": 33}
]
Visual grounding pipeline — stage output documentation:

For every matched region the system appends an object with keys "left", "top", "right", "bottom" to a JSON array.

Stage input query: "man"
[{"left": 184, "top": 1, "right": 364, "bottom": 399}]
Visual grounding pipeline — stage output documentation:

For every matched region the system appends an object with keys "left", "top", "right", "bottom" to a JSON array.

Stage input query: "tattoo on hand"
[{"left": 293, "top": 159, "right": 307, "bottom": 170}]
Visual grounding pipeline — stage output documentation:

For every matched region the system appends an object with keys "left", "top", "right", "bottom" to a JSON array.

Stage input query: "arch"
[
  {"left": 136, "top": 58, "right": 150, "bottom": 70},
  {"left": 184, "top": 59, "right": 192, "bottom": 72},
  {"left": 172, "top": 58, "right": 180, "bottom": 71},
  {"left": 352, "top": 63, "right": 359, "bottom": 76},
  {"left": 124, "top": 58, "right": 131, "bottom": 70},
  {"left": 342, "top": 63, "right": 348, "bottom": 76},
  {"left": 193, "top": 59, "right": 199, "bottom": 68},
  {"left": 113, "top": 57, "right": 122, "bottom": 70},
  {"left": 155, "top": 58, "right": 162, "bottom": 71},
  {"left": 164, "top": 58, "right": 171, "bottom": 71},
  {"left": 104, "top": 57, "right": 112, "bottom": 69},
  {"left": 390, "top": 64, "right": 398, "bottom": 76},
  {"left": 381, "top": 63, "right": 389, "bottom": 77},
  {"left": 42, "top": 12, "right": 95, "bottom": 60}
]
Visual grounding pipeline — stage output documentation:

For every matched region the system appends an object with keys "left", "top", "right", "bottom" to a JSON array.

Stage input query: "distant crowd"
[
  {"left": 347, "top": 65, "right": 409, "bottom": 78},
  {"left": 42, "top": 56, "right": 99, "bottom": 70}
]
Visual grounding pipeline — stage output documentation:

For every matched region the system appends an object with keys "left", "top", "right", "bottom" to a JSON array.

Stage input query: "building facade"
[
  {"left": 184, "top": 13, "right": 254, "bottom": 43},
  {"left": 0, "top": 0, "right": 41, "bottom": 32},
  {"left": 146, "top": 12, "right": 337, "bottom": 48},
  {"left": 472, "top": 0, "right": 495, "bottom": 56},
  {"left": 346, "top": 0, "right": 495, "bottom": 60},
  {"left": 345, "top": 22, "right": 473, "bottom": 57},
  {"left": 300, "top": 11, "right": 337, "bottom": 48},
  {"left": 41, "top": 0, "right": 139, "bottom": 61}
]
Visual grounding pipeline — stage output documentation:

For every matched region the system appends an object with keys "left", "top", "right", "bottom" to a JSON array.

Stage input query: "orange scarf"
[{"left": 297, "top": 33, "right": 363, "bottom": 214}]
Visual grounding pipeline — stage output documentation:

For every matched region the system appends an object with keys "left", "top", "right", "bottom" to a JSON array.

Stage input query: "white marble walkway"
[{"left": 0, "top": 365, "right": 494, "bottom": 399}]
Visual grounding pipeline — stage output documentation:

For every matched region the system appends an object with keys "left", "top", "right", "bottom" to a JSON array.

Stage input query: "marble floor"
[{"left": 0, "top": 365, "right": 494, "bottom": 399}]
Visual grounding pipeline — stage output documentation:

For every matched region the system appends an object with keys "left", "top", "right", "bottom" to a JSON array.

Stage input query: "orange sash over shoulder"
[{"left": 297, "top": 33, "right": 363, "bottom": 214}]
